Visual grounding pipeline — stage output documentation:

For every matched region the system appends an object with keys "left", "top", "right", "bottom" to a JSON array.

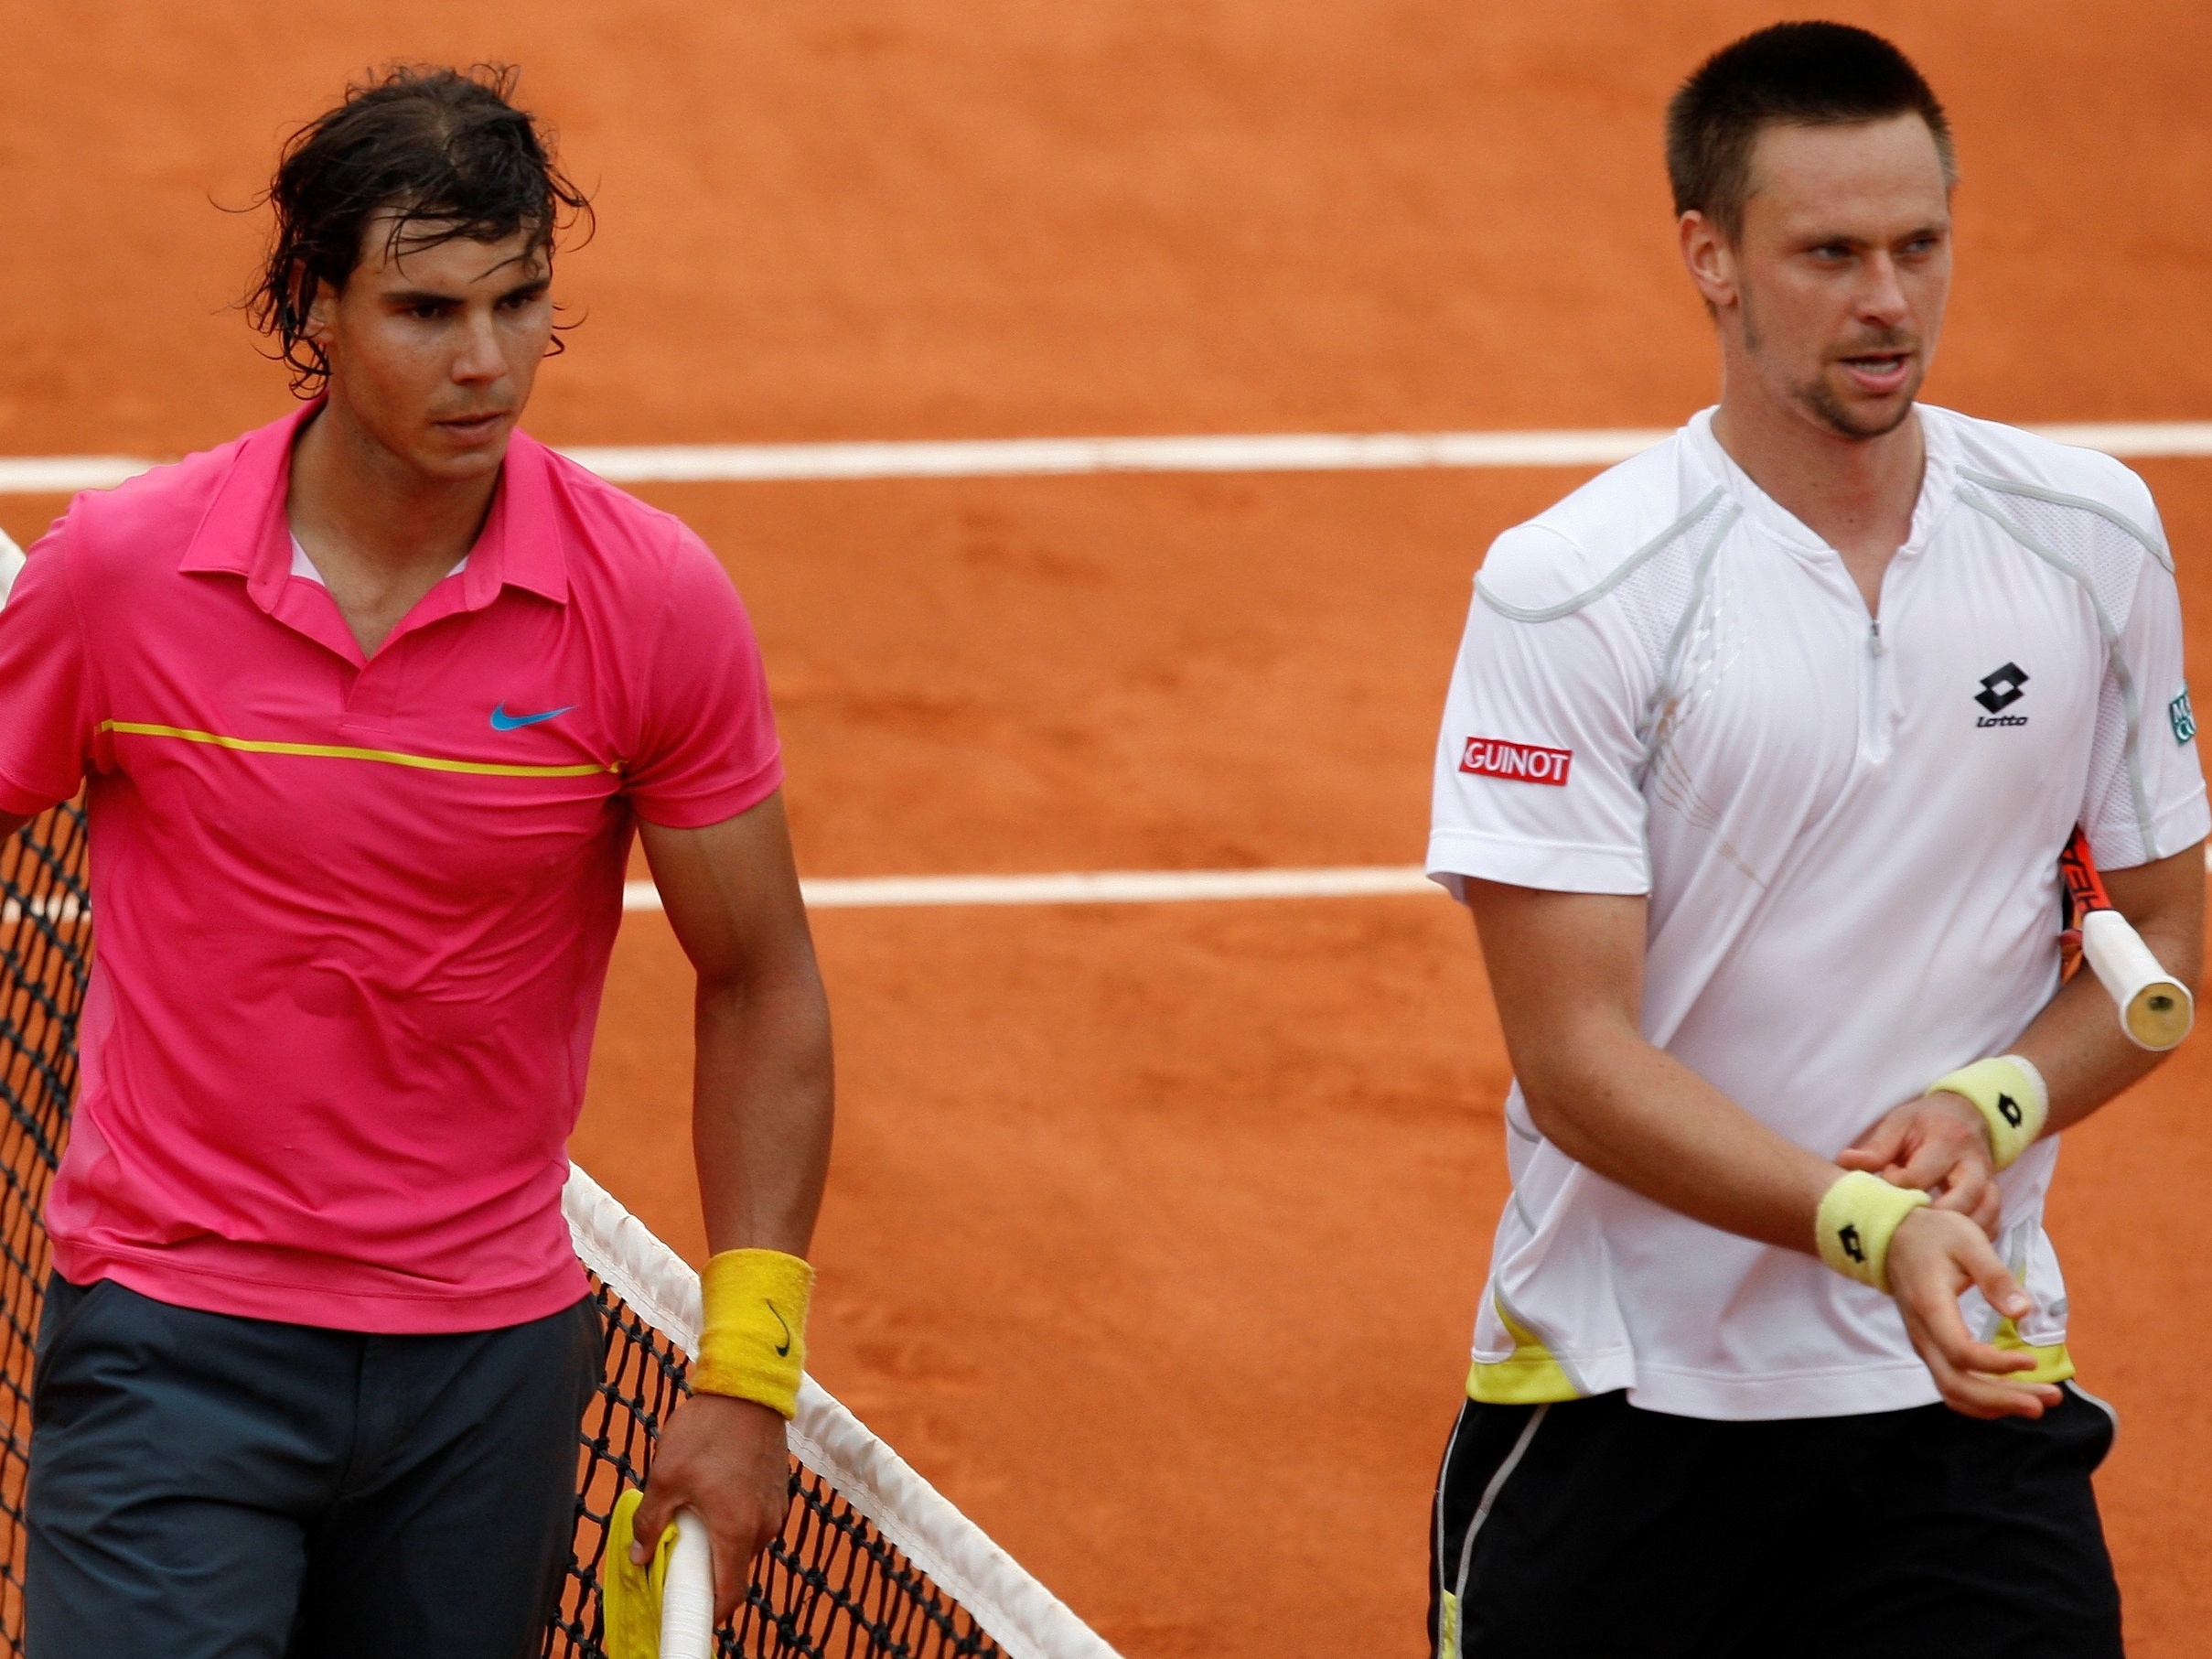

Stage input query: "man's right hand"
[
  {"left": 1885, "top": 1206, "right": 2065, "bottom": 1421},
  {"left": 1839, "top": 1093, "right": 2003, "bottom": 1236}
]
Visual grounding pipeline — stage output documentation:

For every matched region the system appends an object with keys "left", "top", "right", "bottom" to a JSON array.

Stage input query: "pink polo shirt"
[{"left": 0, "top": 404, "right": 782, "bottom": 1331}]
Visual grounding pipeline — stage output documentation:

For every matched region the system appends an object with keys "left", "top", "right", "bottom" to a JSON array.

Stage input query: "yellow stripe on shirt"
[
  {"left": 1466, "top": 1293, "right": 1584, "bottom": 1406},
  {"left": 99, "top": 721, "right": 617, "bottom": 780},
  {"left": 1992, "top": 1319, "right": 2078, "bottom": 1385}
]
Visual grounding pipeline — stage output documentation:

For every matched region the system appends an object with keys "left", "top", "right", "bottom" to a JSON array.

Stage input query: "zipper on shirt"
[{"left": 1862, "top": 617, "right": 1892, "bottom": 765}]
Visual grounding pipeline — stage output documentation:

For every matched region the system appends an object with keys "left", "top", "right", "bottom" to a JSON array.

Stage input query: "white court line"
[
  {"left": 621, "top": 865, "right": 1437, "bottom": 912},
  {"left": 563, "top": 430, "right": 1671, "bottom": 480},
  {"left": 13, "top": 849, "right": 2207, "bottom": 923},
  {"left": 5, "top": 421, "right": 2212, "bottom": 494},
  {"left": 625, "top": 845, "right": 2212, "bottom": 912}
]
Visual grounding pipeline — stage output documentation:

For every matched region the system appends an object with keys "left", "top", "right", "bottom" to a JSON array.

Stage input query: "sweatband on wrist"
[
  {"left": 1926, "top": 1054, "right": 2048, "bottom": 1171},
  {"left": 692, "top": 1247, "right": 814, "bottom": 1419},
  {"left": 1815, "top": 1170, "right": 1930, "bottom": 1294}
]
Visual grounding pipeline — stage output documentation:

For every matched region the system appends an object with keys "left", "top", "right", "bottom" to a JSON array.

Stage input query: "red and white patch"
[{"left": 1460, "top": 737, "right": 1573, "bottom": 787}]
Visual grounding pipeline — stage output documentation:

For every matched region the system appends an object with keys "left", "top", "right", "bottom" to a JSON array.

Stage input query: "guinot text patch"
[{"left": 1460, "top": 737, "right": 1573, "bottom": 787}]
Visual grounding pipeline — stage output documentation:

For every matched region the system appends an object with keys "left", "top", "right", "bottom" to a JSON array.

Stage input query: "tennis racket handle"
[
  {"left": 660, "top": 1507, "right": 717, "bottom": 1659},
  {"left": 2081, "top": 908, "right": 2195, "bottom": 1051}
]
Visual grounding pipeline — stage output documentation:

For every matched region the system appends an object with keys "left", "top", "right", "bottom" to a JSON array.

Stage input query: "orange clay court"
[{"left": 5, "top": 4, "right": 2212, "bottom": 1654}]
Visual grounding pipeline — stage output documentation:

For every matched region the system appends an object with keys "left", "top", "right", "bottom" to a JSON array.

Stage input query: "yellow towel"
[{"left": 603, "top": 1488, "right": 680, "bottom": 1659}]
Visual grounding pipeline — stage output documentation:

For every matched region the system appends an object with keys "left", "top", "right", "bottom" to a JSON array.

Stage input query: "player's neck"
[
  {"left": 285, "top": 396, "right": 508, "bottom": 658},
  {"left": 286, "top": 395, "right": 502, "bottom": 587},
  {"left": 1710, "top": 379, "right": 1925, "bottom": 616}
]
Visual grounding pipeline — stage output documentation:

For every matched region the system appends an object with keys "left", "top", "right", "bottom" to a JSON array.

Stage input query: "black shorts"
[
  {"left": 26, "top": 1274, "right": 601, "bottom": 1659},
  {"left": 1429, "top": 1385, "right": 2122, "bottom": 1659}
]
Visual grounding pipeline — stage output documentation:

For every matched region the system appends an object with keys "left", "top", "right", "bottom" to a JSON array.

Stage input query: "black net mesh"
[
  {"left": 549, "top": 1273, "right": 1006, "bottom": 1659},
  {"left": 0, "top": 808, "right": 1010, "bottom": 1659},
  {"left": 0, "top": 807, "right": 94, "bottom": 1655}
]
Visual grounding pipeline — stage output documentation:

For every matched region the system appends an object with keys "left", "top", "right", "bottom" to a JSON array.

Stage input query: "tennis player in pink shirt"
[{"left": 0, "top": 68, "right": 832, "bottom": 1654}]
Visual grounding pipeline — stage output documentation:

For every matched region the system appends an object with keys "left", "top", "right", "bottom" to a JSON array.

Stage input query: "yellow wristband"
[
  {"left": 1926, "top": 1055, "right": 2048, "bottom": 1171},
  {"left": 1815, "top": 1170, "right": 1930, "bottom": 1293},
  {"left": 692, "top": 1248, "right": 814, "bottom": 1419}
]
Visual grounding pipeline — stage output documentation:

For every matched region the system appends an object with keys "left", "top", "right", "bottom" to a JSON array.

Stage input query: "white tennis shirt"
[{"left": 1428, "top": 404, "right": 2208, "bottom": 1420}]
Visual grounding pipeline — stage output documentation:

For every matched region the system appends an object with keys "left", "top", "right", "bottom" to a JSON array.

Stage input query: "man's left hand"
[
  {"left": 1839, "top": 1093, "right": 2003, "bottom": 1237},
  {"left": 629, "top": 1393, "right": 791, "bottom": 1623}
]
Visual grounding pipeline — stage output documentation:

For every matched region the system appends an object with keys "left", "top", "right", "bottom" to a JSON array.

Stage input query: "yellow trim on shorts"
[
  {"left": 99, "top": 720, "right": 617, "bottom": 780},
  {"left": 1466, "top": 1295, "right": 1583, "bottom": 1405}
]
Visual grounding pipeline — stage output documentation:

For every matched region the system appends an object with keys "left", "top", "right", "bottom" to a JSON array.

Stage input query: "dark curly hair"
[{"left": 248, "top": 65, "right": 592, "bottom": 394}]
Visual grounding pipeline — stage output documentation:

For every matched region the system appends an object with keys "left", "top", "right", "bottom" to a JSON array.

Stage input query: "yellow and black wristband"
[
  {"left": 693, "top": 1248, "right": 814, "bottom": 1419},
  {"left": 1815, "top": 1170, "right": 1930, "bottom": 1294},
  {"left": 1927, "top": 1054, "right": 2048, "bottom": 1172}
]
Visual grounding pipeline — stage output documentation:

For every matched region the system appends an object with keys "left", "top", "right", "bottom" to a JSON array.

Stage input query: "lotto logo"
[{"left": 1460, "top": 737, "right": 1573, "bottom": 786}]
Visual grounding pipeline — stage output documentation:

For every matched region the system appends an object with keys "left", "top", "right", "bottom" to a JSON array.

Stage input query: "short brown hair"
[
  {"left": 249, "top": 65, "right": 591, "bottom": 393},
  {"left": 1665, "top": 22, "right": 1954, "bottom": 242}
]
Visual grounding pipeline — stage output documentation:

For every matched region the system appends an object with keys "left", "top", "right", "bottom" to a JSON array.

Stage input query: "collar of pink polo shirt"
[{"left": 177, "top": 400, "right": 571, "bottom": 669}]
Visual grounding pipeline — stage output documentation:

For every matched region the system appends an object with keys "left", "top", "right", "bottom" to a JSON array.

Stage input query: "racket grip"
[
  {"left": 2081, "top": 908, "right": 2195, "bottom": 1051},
  {"left": 660, "top": 1507, "right": 717, "bottom": 1659}
]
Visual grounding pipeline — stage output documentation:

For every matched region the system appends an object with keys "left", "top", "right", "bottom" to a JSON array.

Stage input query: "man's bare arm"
[
  {"left": 640, "top": 791, "right": 833, "bottom": 1257},
  {"left": 1468, "top": 878, "right": 2059, "bottom": 1418},
  {"left": 2014, "top": 839, "right": 2203, "bottom": 1134},
  {"left": 1844, "top": 838, "right": 2205, "bottom": 1211},
  {"left": 628, "top": 790, "right": 834, "bottom": 1618},
  {"left": 1471, "top": 879, "right": 1837, "bottom": 1250}
]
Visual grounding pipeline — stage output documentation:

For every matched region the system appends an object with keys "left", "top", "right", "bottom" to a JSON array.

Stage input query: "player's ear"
[
  {"left": 1679, "top": 210, "right": 1736, "bottom": 313},
  {"left": 302, "top": 277, "right": 339, "bottom": 345}
]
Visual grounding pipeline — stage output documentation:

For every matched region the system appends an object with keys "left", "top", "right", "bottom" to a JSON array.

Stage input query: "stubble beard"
[
  {"left": 1741, "top": 286, "right": 1923, "bottom": 442},
  {"left": 1798, "top": 359, "right": 1923, "bottom": 441}
]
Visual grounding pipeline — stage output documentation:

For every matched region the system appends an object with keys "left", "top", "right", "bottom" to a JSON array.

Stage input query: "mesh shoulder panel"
[
  {"left": 1625, "top": 500, "right": 1752, "bottom": 862},
  {"left": 1474, "top": 488, "right": 1745, "bottom": 820},
  {"left": 1609, "top": 496, "right": 1743, "bottom": 755},
  {"left": 1959, "top": 470, "right": 2166, "bottom": 621},
  {"left": 1477, "top": 490, "right": 1727, "bottom": 629}
]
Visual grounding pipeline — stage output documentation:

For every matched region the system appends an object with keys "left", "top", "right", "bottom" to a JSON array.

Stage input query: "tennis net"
[
  {"left": 0, "top": 811, "right": 1115, "bottom": 1659},
  {"left": 0, "top": 807, "right": 91, "bottom": 1652},
  {"left": 555, "top": 1166, "right": 1115, "bottom": 1659}
]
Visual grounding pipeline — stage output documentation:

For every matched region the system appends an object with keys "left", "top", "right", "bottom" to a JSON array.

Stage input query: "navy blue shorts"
[
  {"left": 1430, "top": 1385, "right": 2123, "bottom": 1659},
  {"left": 26, "top": 1274, "right": 601, "bottom": 1659}
]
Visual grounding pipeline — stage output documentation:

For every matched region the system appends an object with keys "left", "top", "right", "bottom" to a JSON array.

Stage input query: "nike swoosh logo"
[
  {"left": 768, "top": 1301, "right": 792, "bottom": 1358},
  {"left": 489, "top": 702, "right": 576, "bottom": 731}
]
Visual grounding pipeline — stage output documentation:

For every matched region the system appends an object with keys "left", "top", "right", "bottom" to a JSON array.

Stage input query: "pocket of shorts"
[
  {"left": 568, "top": 1294, "right": 606, "bottom": 1413},
  {"left": 2063, "top": 1382, "right": 2121, "bottom": 1471},
  {"left": 30, "top": 1277, "right": 117, "bottom": 1422},
  {"left": 33, "top": 1276, "right": 111, "bottom": 1368}
]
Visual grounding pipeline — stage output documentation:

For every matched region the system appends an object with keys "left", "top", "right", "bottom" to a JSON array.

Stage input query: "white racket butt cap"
[{"left": 2081, "top": 909, "right": 2194, "bottom": 1051}]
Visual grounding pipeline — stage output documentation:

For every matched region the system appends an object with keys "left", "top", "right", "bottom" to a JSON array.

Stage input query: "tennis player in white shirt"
[{"left": 1425, "top": 23, "right": 2204, "bottom": 1658}]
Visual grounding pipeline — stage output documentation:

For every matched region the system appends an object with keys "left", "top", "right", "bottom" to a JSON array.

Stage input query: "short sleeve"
[
  {"left": 2081, "top": 533, "right": 2209, "bottom": 868},
  {"left": 1427, "top": 528, "right": 1653, "bottom": 900},
  {"left": 621, "top": 533, "right": 785, "bottom": 828},
  {"left": 0, "top": 528, "right": 98, "bottom": 817}
]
